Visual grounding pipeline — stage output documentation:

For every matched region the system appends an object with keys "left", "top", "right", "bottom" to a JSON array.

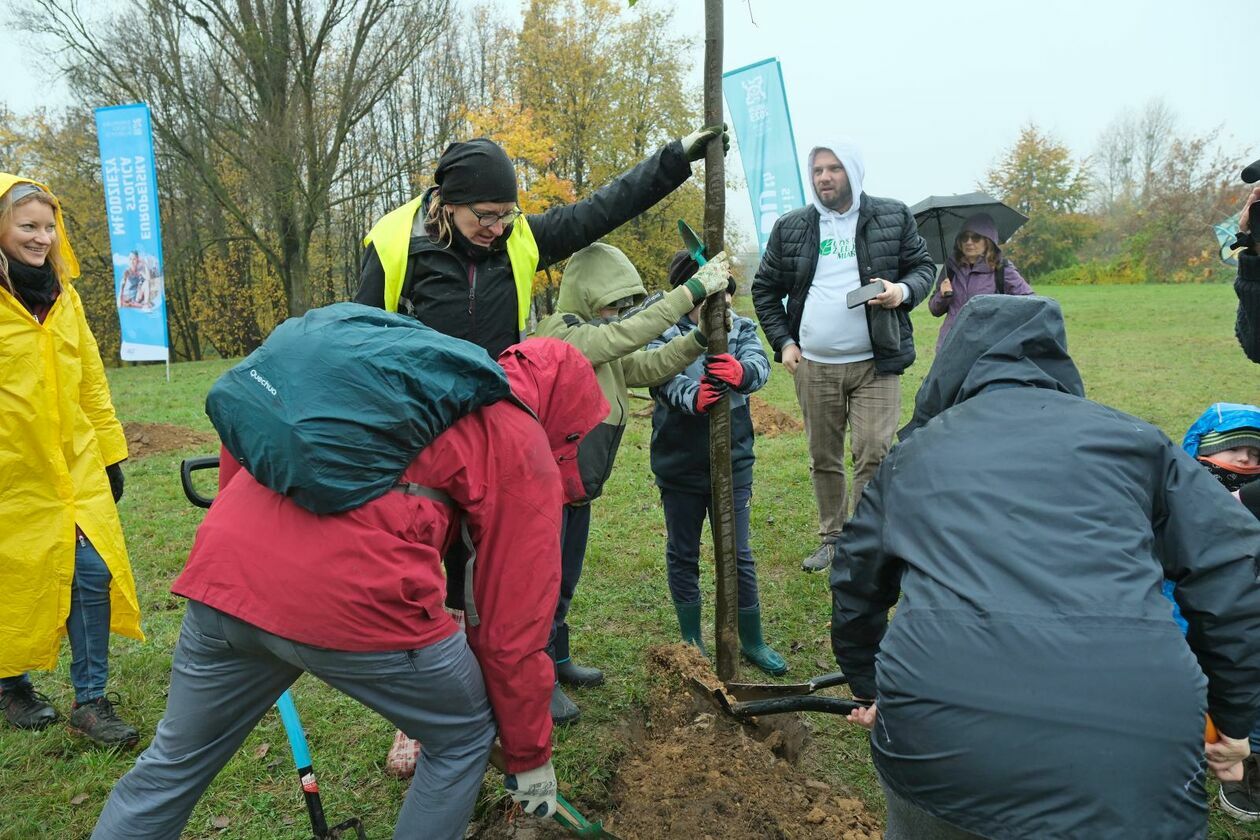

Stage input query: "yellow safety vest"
[{"left": 363, "top": 197, "right": 539, "bottom": 330}]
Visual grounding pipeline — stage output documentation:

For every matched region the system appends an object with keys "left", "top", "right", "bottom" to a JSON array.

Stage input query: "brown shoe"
[{"left": 68, "top": 694, "right": 139, "bottom": 748}]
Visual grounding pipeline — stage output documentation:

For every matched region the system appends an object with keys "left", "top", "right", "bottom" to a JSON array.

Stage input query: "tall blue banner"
[
  {"left": 94, "top": 103, "right": 170, "bottom": 362},
  {"left": 722, "top": 58, "right": 805, "bottom": 255}
]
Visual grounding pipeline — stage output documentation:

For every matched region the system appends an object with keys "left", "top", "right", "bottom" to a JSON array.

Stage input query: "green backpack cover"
[{"left": 206, "top": 302, "right": 509, "bottom": 514}]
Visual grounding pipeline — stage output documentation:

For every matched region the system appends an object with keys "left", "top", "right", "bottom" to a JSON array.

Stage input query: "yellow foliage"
[{"left": 464, "top": 103, "right": 576, "bottom": 213}]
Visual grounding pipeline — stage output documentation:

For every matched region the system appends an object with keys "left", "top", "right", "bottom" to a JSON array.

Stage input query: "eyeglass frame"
[
  {"left": 465, "top": 205, "right": 523, "bottom": 228},
  {"left": 958, "top": 232, "right": 988, "bottom": 244}
]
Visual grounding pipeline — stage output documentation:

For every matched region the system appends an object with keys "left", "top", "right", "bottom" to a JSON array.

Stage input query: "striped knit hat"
[{"left": 1198, "top": 427, "right": 1260, "bottom": 457}]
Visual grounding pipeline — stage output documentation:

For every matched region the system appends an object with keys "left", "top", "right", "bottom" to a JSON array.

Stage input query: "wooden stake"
[{"left": 701, "top": 0, "right": 738, "bottom": 683}]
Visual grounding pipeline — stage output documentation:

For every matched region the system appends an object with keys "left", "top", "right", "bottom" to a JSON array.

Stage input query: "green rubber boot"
[
  {"left": 738, "top": 605, "right": 788, "bottom": 676},
  {"left": 673, "top": 600, "right": 708, "bottom": 657}
]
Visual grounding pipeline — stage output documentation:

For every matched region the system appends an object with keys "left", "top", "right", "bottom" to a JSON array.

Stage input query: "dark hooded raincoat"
[{"left": 830, "top": 295, "right": 1260, "bottom": 839}]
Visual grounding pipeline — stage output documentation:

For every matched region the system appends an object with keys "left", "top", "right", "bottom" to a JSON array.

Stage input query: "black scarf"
[
  {"left": 6, "top": 259, "right": 58, "bottom": 313},
  {"left": 1201, "top": 459, "right": 1260, "bottom": 494}
]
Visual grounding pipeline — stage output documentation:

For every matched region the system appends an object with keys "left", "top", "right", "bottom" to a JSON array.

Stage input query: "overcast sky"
[{"left": 3, "top": 0, "right": 1254, "bottom": 245}]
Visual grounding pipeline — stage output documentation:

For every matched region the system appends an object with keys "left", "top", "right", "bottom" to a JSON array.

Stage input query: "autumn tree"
[
  {"left": 513, "top": 0, "right": 706, "bottom": 290},
  {"left": 984, "top": 124, "right": 1094, "bottom": 277},
  {"left": 31, "top": 0, "right": 452, "bottom": 316}
]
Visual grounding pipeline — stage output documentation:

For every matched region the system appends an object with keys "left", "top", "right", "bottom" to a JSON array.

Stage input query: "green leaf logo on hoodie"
[{"left": 820, "top": 238, "right": 856, "bottom": 259}]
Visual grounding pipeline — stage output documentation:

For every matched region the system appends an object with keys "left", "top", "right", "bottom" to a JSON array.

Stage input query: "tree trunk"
[{"left": 701, "top": 0, "right": 737, "bottom": 683}]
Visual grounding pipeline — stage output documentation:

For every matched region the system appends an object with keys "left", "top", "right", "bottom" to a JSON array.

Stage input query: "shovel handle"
[
  {"left": 808, "top": 671, "right": 850, "bottom": 692},
  {"left": 488, "top": 744, "right": 603, "bottom": 835},
  {"left": 729, "top": 695, "right": 868, "bottom": 718}
]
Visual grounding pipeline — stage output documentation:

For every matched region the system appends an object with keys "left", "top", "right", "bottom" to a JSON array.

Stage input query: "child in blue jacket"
[{"left": 646, "top": 250, "right": 785, "bottom": 675}]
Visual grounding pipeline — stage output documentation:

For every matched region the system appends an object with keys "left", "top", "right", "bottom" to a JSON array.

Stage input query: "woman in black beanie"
[{"left": 355, "top": 126, "right": 727, "bottom": 360}]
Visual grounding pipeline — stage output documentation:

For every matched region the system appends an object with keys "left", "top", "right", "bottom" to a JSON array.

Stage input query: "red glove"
[
  {"left": 703, "top": 353, "right": 746, "bottom": 388},
  {"left": 694, "top": 378, "right": 728, "bottom": 413}
]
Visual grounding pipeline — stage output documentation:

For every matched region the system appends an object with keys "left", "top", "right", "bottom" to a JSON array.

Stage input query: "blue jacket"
[{"left": 648, "top": 315, "right": 769, "bottom": 494}]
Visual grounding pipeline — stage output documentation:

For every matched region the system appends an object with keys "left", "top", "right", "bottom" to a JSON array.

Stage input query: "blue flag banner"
[
  {"left": 94, "top": 103, "right": 170, "bottom": 362},
  {"left": 722, "top": 58, "right": 804, "bottom": 255}
]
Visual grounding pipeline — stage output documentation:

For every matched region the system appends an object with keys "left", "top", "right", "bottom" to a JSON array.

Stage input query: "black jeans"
[
  {"left": 660, "top": 484, "right": 759, "bottom": 608},
  {"left": 549, "top": 503, "right": 591, "bottom": 664}
]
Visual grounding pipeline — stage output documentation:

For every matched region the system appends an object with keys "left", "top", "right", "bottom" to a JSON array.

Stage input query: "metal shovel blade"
[
  {"left": 676, "top": 220, "right": 707, "bottom": 266},
  {"left": 724, "top": 670, "right": 849, "bottom": 702}
]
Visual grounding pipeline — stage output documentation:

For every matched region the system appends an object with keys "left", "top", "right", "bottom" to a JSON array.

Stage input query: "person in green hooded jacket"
[{"left": 534, "top": 243, "right": 732, "bottom": 724}]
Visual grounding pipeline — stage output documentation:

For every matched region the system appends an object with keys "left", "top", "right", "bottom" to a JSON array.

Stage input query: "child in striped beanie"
[{"left": 1182, "top": 403, "right": 1260, "bottom": 515}]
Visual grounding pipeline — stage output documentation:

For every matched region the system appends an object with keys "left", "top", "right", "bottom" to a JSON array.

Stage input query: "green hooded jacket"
[{"left": 535, "top": 243, "right": 704, "bottom": 501}]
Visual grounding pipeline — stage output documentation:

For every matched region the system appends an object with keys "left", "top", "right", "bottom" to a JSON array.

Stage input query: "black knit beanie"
[{"left": 434, "top": 138, "right": 518, "bottom": 205}]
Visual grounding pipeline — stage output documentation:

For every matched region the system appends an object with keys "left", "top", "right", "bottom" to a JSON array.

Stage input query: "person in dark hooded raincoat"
[{"left": 830, "top": 295, "right": 1260, "bottom": 840}]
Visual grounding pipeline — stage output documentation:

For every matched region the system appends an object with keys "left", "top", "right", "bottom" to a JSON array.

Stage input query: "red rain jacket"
[{"left": 173, "top": 338, "right": 606, "bottom": 772}]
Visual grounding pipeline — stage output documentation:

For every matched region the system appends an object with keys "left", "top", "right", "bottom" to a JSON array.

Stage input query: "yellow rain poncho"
[{"left": 0, "top": 173, "right": 142, "bottom": 677}]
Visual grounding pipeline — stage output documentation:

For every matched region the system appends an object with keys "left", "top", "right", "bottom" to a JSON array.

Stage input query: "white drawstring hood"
[{"left": 798, "top": 139, "right": 874, "bottom": 364}]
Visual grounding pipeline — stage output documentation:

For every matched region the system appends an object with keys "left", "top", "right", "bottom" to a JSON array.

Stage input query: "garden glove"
[
  {"left": 105, "top": 462, "right": 124, "bottom": 502},
  {"left": 504, "top": 759, "right": 557, "bottom": 818},
  {"left": 704, "top": 353, "right": 748, "bottom": 389},
  {"left": 694, "top": 377, "right": 728, "bottom": 414},
  {"left": 680, "top": 123, "right": 730, "bottom": 161},
  {"left": 683, "top": 251, "right": 731, "bottom": 304}
]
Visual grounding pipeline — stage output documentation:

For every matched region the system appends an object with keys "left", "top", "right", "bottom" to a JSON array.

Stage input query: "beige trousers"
[{"left": 793, "top": 357, "right": 900, "bottom": 539}]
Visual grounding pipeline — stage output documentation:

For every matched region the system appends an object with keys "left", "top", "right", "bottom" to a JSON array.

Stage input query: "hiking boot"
[
  {"left": 802, "top": 540, "right": 837, "bottom": 573},
  {"left": 555, "top": 659, "right": 604, "bottom": 688},
  {"left": 550, "top": 684, "right": 580, "bottom": 726},
  {"left": 1220, "top": 755, "right": 1260, "bottom": 822},
  {"left": 0, "top": 683, "right": 60, "bottom": 731},
  {"left": 68, "top": 694, "right": 139, "bottom": 748}
]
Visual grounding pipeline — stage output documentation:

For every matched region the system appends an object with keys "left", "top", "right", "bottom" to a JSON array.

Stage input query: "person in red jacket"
[{"left": 91, "top": 338, "right": 608, "bottom": 840}]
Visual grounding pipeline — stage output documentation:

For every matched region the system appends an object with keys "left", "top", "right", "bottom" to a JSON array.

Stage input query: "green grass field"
[{"left": 3, "top": 283, "right": 1258, "bottom": 839}]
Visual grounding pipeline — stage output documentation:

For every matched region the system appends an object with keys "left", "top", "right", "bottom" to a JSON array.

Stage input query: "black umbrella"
[{"left": 910, "top": 191, "right": 1029, "bottom": 265}]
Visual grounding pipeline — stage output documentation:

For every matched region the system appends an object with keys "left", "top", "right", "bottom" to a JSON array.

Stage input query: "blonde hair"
[
  {"left": 423, "top": 189, "right": 455, "bottom": 249},
  {"left": 0, "top": 189, "right": 68, "bottom": 296}
]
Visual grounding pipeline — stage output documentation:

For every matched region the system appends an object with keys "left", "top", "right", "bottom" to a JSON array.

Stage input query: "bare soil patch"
[
  {"left": 472, "top": 644, "right": 881, "bottom": 840},
  {"left": 749, "top": 396, "right": 803, "bottom": 438},
  {"left": 123, "top": 422, "right": 217, "bottom": 459}
]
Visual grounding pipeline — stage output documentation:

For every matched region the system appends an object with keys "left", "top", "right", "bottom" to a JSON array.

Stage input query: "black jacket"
[
  {"left": 355, "top": 141, "right": 693, "bottom": 358},
  {"left": 832, "top": 295, "right": 1260, "bottom": 840},
  {"left": 1234, "top": 250, "right": 1260, "bottom": 363},
  {"left": 751, "top": 194, "right": 935, "bottom": 374}
]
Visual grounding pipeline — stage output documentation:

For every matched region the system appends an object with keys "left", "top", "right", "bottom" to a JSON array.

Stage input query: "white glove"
[
  {"left": 504, "top": 759, "right": 557, "bottom": 818},
  {"left": 689, "top": 251, "right": 731, "bottom": 301}
]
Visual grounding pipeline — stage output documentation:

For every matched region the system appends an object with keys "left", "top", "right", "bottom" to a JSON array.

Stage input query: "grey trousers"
[
  {"left": 793, "top": 357, "right": 900, "bottom": 539},
  {"left": 92, "top": 601, "right": 496, "bottom": 840}
]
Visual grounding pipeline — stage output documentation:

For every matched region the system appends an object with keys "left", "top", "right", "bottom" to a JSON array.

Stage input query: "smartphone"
[{"left": 846, "top": 282, "right": 884, "bottom": 309}]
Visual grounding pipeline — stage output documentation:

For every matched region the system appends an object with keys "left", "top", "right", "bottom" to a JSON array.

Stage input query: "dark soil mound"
[{"left": 123, "top": 422, "right": 217, "bottom": 459}]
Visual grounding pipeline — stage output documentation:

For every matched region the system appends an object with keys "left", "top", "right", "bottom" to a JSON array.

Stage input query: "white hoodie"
[{"left": 796, "top": 139, "right": 873, "bottom": 364}]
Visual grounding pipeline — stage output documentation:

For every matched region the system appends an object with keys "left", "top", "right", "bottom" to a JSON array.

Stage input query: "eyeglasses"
[
  {"left": 466, "top": 206, "right": 522, "bottom": 228},
  {"left": 959, "top": 232, "right": 987, "bottom": 244}
]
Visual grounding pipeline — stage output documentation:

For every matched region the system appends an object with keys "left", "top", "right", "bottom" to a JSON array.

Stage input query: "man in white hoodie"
[{"left": 752, "top": 140, "right": 934, "bottom": 572}]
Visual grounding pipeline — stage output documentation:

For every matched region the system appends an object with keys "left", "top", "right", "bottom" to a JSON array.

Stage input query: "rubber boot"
[
  {"left": 738, "top": 605, "right": 788, "bottom": 676},
  {"left": 673, "top": 600, "right": 708, "bottom": 657}
]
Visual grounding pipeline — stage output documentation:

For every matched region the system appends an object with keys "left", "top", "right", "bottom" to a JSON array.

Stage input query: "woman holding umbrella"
[{"left": 927, "top": 212, "right": 1033, "bottom": 351}]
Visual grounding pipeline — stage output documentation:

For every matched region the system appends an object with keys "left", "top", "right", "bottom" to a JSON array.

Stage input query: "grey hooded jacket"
[{"left": 831, "top": 295, "right": 1260, "bottom": 839}]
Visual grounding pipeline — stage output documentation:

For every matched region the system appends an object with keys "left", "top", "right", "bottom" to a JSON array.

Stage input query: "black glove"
[
  {"left": 105, "top": 462, "right": 124, "bottom": 503},
  {"left": 1240, "top": 481, "right": 1260, "bottom": 520}
]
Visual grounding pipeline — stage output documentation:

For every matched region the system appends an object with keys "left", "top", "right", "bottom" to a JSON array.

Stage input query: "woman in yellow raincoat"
[{"left": 0, "top": 174, "right": 143, "bottom": 747}]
